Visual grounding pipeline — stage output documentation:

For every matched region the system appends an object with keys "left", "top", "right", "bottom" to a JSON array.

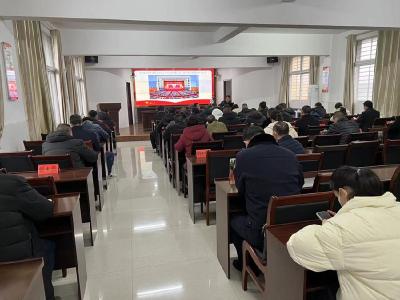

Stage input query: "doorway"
[{"left": 223, "top": 80, "right": 232, "bottom": 100}]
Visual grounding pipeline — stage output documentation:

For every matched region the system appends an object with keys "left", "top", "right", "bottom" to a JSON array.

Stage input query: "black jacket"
[
  {"left": 295, "top": 114, "right": 320, "bottom": 136},
  {"left": 238, "top": 108, "right": 252, "bottom": 119},
  {"left": 163, "top": 121, "right": 185, "bottom": 143},
  {"left": 0, "top": 173, "right": 53, "bottom": 262},
  {"left": 357, "top": 108, "right": 380, "bottom": 131},
  {"left": 246, "top": 111, "right": 267, "bottom": 127},
  {"left": 234, "top": 134, "right": 304, "bottom": 226},
  {"left": 42, "top": 131, "right": 98, "bottom": 168},
  {"left": 72, "top": 126, "right": 101, "bottom": 151},
  {"left": 219, "top": 111, "right": 241, "bottom": 125},
  {"left": 327, "top": 119, "right": 360, "bottom": 144},
  {"left": 312, "top": 106, "right": 327, "bottom": 119},
  {"left": 278, "top": 135, "right": 305, "bottom": 155}
]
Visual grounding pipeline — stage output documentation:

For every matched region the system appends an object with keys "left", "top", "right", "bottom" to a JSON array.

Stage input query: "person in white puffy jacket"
[
  {"left": 264, "top": 109, "right": 298, "bottom": 138},
  {"left": 287, "top": 166, "right": 400, "bottom": 300}
]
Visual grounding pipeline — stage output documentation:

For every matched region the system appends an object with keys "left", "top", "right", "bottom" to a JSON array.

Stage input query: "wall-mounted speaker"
[
  {"left": 267, "top": 57, "right": 279, "bottom": 64},
  {"left": 85, "top": 56, "right": 98, "bottom": 64}
]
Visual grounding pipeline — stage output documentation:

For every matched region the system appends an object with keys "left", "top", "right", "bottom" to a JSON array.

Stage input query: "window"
[
  {"left": 42, "top": 31, "right": 63, "bottom": 124},
  {"left": 289, "top": 56, "right": 310, "bottom": 106},
  {"left": 73, "top": 57, "right": 88, "bottom": 116},
  {"left": 355, "top": 36, "right": 377, "bottom": 103}
]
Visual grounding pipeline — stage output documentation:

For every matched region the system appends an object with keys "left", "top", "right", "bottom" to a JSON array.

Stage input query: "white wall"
[
  {"left": 0, "top": 20, "right": 29, "bottom": 152},
  {"left": 85, "top": 68, "right": 131, "bottom": 128},
  {"left": 216, "top": 66, "right": 281, "bottom": 109}
]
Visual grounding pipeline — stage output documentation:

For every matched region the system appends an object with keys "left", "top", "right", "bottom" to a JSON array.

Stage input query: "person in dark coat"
[
  {"left": 326, "top": 111, "right": 360, "bottom": 144},
  {"left": 0, "top": 171, "right": 55, "bottom": 299},
  {"left": 273, "top": 122, "right": 305, "bottom": 154},
  {"left": 163, "top": 113, "right": 186, "bottom": 144},
  {"left": 98, "top": 110, "right": 115, "bottom": 131},
  {"left": 357, "top": 100, "right": 380, "bottom": 132},
  {"left": 312, "top": 102, "right": 327, "bottom": 119},
  {"left": 88, "top": 110, "right": 112, "bottom": 135},
  {"left": 276, "top": 103, "right": 294, "bottom": 122},
  {"left": 174, "top": 116, "right": 212, "bottom": 154},
  {"left": 42, "top": 124, "right": 98, "bottom": 168},
  {"left": 231, "top": 126, "right": 304, "bottom": 271},
  {"left": 70, "top": 114, "right": 100, "bottom": 151},
  {"left": 245, "top": 110, "right": 267, "bottom": 128},
  {"left": 388, "top": 117, "right": 400, "bottom": 140},
  {"left": 219, "top": 107, "right": 241, "bottom": 126},
  {"left": 295, "top": 105, "right": 320, "bottom": 136},
  {"left": 220, "top": 95, "right": 234, "bottom": 109},
  {"left": 238, "top": 103, "right": 252, "bottom": 120},
  {"left": 258, "top": 101, "right": 269, "bottom": 119}
]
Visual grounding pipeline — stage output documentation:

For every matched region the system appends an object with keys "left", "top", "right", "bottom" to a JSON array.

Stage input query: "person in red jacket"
[{"left": 174, "top": 116, "right": 212, "bottom": 154}]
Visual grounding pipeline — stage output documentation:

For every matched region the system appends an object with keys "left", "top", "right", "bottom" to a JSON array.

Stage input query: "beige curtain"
[
  {"left": 343, "top": 34, "right": 357, "bottom": 114},
  {"left": 65, "top": 56, "right": 88, "bottom": 116},
  {"left": 279, "top": 57, "right": 290, "bottom": 105},
  {"left": 0, "top": 63, "right": 4, "bottom": 139},
  {"left": 373, "top": 30, "right": 400, "bottom": 117},
  {"left": 310, "top": 56, "right": 320, "bottom": 85},
  {"left": 51, "top": 29, "right": 70, "bottom": 123},
  {"left": 13, "top": 20, "right": 54, "bottom": 139}
]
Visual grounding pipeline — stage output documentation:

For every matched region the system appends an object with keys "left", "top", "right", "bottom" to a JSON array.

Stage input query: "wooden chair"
[
  {"left": 227, "top": 124, "right": 247, "bottom": 133},
  {"left": 345, "top": 141, "right": 379, "bottom": 167},
  {"left": 297, "top": 153, "right": 323, "bottom": 176},
  {"left": 205, "top": 149, "right": 239, "bottom": 225},
  {"left": 313, "top": 134, "right": 342, "bottom": 147},
  {"left": 373, "top": 117, "right": 394, "bottom": 127},
  {"left": 347, "top": 131, "right": 378, "bottom": 143},
  {"left": 190, "top": 140, "right": 223, "bottom": 155},
  {"left": 390, "top": 166, "right": 400, "bottom": 201},
  {"left": 222, "top": 135, "right": 245, "bottom": 150},
  {"left": 31, "top": 155, "right": 74, "bottom": 170},
  {"left": 314, "top": 145, "right": 348, "bottom": 170},
  {"left": 294, "top": 136, "right": 309, "bottom": 148},
  {"left": 169, "top": 134, "right": 182, "bottom": 187},
  {"left": 23, "top": 140, "right": 44, "bottom": 156},
  {"left": 0, "top": 151, "right": 34, "bottom": 172},
  {"left": 242, "top": 191, "right": 336, "bottom": 294},
  {"left": 212, "top": 131, "right": 237, "bottom": 140},
  {"left": 307, "top": 125, "right": 326, "bottom": 136},
  {"left": 312, "top": 173, "right": 332, "bottom": 193},
  {"left": 383, "top": 139, "right": 400, "bottom": 164},
  {"left": 27, "top": 176, "right": 58, "bottom": 197}
]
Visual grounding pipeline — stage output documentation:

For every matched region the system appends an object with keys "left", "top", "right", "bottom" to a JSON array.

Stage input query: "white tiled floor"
[{"left": 55, "top": 141, "right": 260, "bottom": 300}]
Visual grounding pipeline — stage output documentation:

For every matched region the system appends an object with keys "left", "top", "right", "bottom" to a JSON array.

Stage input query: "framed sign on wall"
[{"left": 1, "top": 42, "right": 19, "bottom": 101}]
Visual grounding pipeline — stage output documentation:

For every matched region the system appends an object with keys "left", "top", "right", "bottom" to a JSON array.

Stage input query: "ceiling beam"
[{"left": 214, "top": 26, "right": 249, "bottom": 43}]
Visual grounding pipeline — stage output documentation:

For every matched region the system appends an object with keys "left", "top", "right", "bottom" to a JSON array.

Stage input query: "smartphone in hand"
[{"left": 316, "top": 211, "right": 332, "bottom": 221}]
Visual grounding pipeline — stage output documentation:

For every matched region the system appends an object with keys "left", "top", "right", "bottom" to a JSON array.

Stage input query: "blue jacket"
[
  {"left": 278, "top": 135, "right": 305, "bottom": 155},
  {"left": 71, "top": 125, "right": 101, "bottom": 151},
  {"left": 234, "top": 134, "right": 304, "bottom": 226}
]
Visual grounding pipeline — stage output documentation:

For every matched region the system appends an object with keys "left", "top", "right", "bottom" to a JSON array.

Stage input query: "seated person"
[
  {"left": 206, "top": 115, "right": 228, "bottom": 135},
  {"left": 258, "top": 101, "right": 269, "bottom": 119},
  {"left": 211, "top": 108, "right": 223, "bottom": 121},
  {"left": 264, "top": 109, "right": 298, "bottom": 138},
  {"left": 276, "top": 103, "right": 294, "bottom": 122},
  {"left": 0, "top": 170, "right": 55, "bottom": 300},
  {"left": 98, "top": 109, "right": 115, "bottom": 131},
  {"left": 175, "top": 116, "right": 212, "bottom": 154},
  {"left": 245, "top": 110, "right": 267, "bottom": 128},
  {"left": 42, "top": 124, "right": 98, "bottom": 168},
  {"left": 311, "top": 102, "right": 327, "bottom": 119},
  {"left": 163, "top": 113, "right": 187, "bottom": 143},
  {"left": 231, "top": 126, "right": 304, "bottom": 271},
  {"left": 220, "top": 95, "right": 234, "bottom": 109},
  {"left": 232, "top": 104, "right": 240, "bottom": 114},
  {"left": 238, "top": 103, "right": 252, "bottom": 119},
  {"left": 70, "top": 114, "right": 100, "bottom": 151},
  {"left": 88, "top": 110, "right": 111, "bottom": 135},
  {"left": 273, "top": 122, "right": 305, "bottom": 154},
  {"left": 326, "top": 111, "right": 360, "bottom": 144},
  {"left": 287, "top": 166, "right": 400, "bottom": 300},
  {"left": 334, "top": 102, "right": 350, "bottom": 115},
  {"left": 295, "top": 105, "right": 320, "bottom": 136},
  {"left": 388, "top": 116, "right": 400, "bottom": 139},
  {"left": 219, "top": 107, "right": 241, "bottom": 126},
  {"left": 357, "top": 100, "right": 380, "bottom": 132},
  {"left": 82, "top": 117, "right": 109, "bottom": 143}
]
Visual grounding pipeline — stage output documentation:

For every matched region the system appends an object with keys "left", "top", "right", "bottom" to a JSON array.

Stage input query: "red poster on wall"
[{"left": 1, "top": 42, "right": 19, "bottom": 101}]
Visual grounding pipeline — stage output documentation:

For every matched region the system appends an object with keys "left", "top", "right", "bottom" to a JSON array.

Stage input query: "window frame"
[{"left": 289, "top": 56, "right": 311, "bottom": 107}]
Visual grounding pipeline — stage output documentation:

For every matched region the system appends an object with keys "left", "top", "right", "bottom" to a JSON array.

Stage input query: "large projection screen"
[{"left": 133, "top": 69, "right": 215, "bottom": 107}]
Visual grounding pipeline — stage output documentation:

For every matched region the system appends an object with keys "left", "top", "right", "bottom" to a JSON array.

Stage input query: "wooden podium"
[{"left": 97, "top": 103, "right": 122, "bottom": 135}]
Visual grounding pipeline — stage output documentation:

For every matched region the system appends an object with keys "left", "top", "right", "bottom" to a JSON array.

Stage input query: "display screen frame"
[{"left": 132, "top": 68, "right": 215, "bottom": 107}]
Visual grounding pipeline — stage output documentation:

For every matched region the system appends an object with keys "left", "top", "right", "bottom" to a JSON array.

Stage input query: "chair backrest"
[
  {"left": 227, "top": 124, "right": 247, "bottom": 132},
  {"left": 27, "top": 176, "right": 58, "bottom": 197},
  {"left": 222, "top": 135, "right": 245, "bottom": 150},
  {"left": 348, "top": 131, "right": 378, "bottom": 143},
  {"left": 374, "top": 117, "right": 394, "bottom": 127},
  {"left": 345, "top": 140, "right": 379, "bottom": 167},
  {"left": 191, "top": 140, "right": 223, "bottom": 155},
  {"left": 390, "top": 166, "right": 400, "bottom": 201},
  {"left": 31, "top": 155, "right": 74, "bottom": 170},
  {"left": 314, "top": 145, "right": 348, "bottom": 170},
  {"left": 267, "top": 191, "right": 336, "bottom": 226},
  {"left": 297, "top": 153, "right": 323, "bottom": 173},
  {"left": 212, "top": 131, "right": 237, "bottom": 140},
  {"left": 23, "top": 140, "right": 44, "bottom": 156},
  {"left": 0, "top": 151, "right": 34, "bottom": 172},
  {"left": 313, "top": 134, "right": 342, "bottom": 146},
  {"left": 206, "top": 150, "right": 239, "bottom": 185},
  {"left": 294, "top": 136, "right": 309, "bottom": 148},
  {"left": 383, "top": 139, "right": 400, "bottom": 164},
  {"left": 307, "top": 125, "right": 326, "bottom": 136},
  {"left": 41, "top": 133, "right": 48, "bottom": 141},
  {"left": 170, "top": 133, "right": 181, "bottom": 161}
]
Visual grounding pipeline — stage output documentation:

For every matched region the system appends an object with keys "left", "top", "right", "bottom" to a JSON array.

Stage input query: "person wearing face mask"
[
  {"left": 230, "top": 126, "right": 304, "bottom": 272},
  {"left": 287, "top": 166, "right": 400, "bottom": 300}
]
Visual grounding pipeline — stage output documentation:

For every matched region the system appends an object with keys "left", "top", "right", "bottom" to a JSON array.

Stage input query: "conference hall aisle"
[{"left": 54, "top": 141, "right": 259, "bottom": 300}]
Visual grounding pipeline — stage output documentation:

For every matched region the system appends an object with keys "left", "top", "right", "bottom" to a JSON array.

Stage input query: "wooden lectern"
[{"left": 97, "top": 103, "right": 122, "bottom": 135}]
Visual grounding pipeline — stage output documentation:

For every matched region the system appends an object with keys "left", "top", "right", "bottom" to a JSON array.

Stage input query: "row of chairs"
[{"left": 295, "top": 131, "right": 379, "bottom": 148}]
